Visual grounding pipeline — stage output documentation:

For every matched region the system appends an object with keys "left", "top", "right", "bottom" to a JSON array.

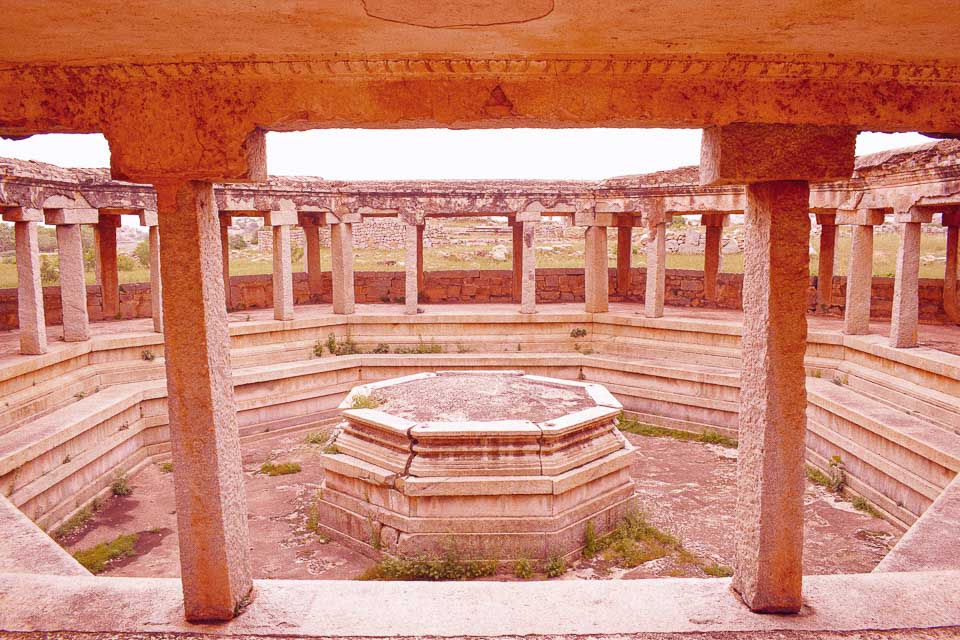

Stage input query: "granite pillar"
[
  {"left": 520, "top": 220, "right": 536, "bottom": 314},
  {"left": 616, "top": 225, "right": 632, "bottom": 295},
  {"left": 890, "top": 211, "right": 930, "bottom": 348},
  {"left": 330, "top": 222, "right": 355, "bottom": 314},
  {"left": 644, "top": 221, "right": 666, "bottom": 318},
  {"left": 56, "top": 224, "right": 90, "bottom": 341},
  {"left": 271, "top": 224, "right": 294, "bottom": 321},
  {"left": 219, "top": 216, "right": 232, "bottom": 310},
  {"left": 816, "top": 216, "right": 837, "bottom": 310},
  {"left": 95, "top": 217, "right": 119, "bottom": 318},
  {"left": 154, "top": 181, "right": 252, "bottom": 622},
  {"left": 584, "top": 226, "right": 608, "bottom": 313},
  {"left": 404, "top": 223, "right": 419, "bottom": 314}
]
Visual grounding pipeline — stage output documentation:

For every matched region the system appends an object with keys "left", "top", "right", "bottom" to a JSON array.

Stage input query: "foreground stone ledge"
[{"left": 0, "top": 571, "right": 958, "bottom": 638}]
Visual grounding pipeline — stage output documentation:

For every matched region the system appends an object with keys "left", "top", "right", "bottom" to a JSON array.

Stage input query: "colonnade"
[{"left": 0, "top": 205, "right": 162, "bottom": 355}]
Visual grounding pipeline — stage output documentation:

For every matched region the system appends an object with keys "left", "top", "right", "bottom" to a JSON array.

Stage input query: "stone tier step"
[
  {"left": 806, "top": 377, "right": 960, "bottom": 526},
  {"left": 837, "top": 361, "right": 960, "bottom": 436}
]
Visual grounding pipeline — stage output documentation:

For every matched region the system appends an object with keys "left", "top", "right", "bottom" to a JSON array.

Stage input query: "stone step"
[{"left": 838, "top": 362, "right": 960, "bottom": 436}]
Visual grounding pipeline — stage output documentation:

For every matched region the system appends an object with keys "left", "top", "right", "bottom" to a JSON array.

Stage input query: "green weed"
[{"left": 73, "top": 533, "right": 139, "bottom": 574}]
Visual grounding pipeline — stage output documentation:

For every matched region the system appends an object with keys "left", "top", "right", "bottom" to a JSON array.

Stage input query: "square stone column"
[
  {"left": 95, "top": 215, "right": 120, "bottom": 318},
  {"left": 839, "top": 209, "right": 885, "bottom": 335},
  {"left": 149, "top": 225, "right": 163, "bottom": 333},
  {"left": 815, "top": 213, "right": 838, "bottom": 310},
  {"left": 56, "top": 224, "right": 90, "bottom": 341},
  {"left": 702, "top": 214, "right": 726, "bottom": 303},
  {"left": 301, "top": 220, "right": 324, "bottom": 299},
  {"left": 404, "top": 222, "right": 420, "bottom": 315},
  {"left": 45, "top": 208, "right": 97, "bottom": 343},
  {"left": 154, "top": 181, "right": 253, "bottom": 622},
  {"left": 943, "top": 210, "right": 960, "bottom": 324},
  {"left": 736, "top": 181, "right": 810, "bottom": 613},
  {"left": 219, "top": 216, "right": 232, "bottom": 310},
  {"left": 701, "top": 123, "right": 856, "bottom": 614},
  {"left": 330, "top": 221, "right": 355, "bottom": 314},
  {"left": 616, "top": 225, "right": 632, "bottom": 296},
  {"left": 511, "top": 220, "right": 523, "bottom": 303},
  {"left": 644, "top": 221, "right": 666, "bottom": 318},
  {"left": 584, "top": 225, "right": 608, "bottom": 313},
  {"left": 271, "top": 225, "right": 294, "bottom": 321},
  {"left": 890, "top": 210, "right": 932, "bottom": 348},
  {"left": 3, "top": 208, "right": 47, "bottom": 355},
  {"left": 520, "top": 220, "right": 537, "bottom": 314},
  {"left": 416, "top": 224, "right": 425, "bottom": 296}
]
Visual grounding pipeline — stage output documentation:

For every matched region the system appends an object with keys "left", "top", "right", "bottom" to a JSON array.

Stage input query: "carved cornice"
[{"left": 4, "top": 55, "right": 960, "bottom": 85}]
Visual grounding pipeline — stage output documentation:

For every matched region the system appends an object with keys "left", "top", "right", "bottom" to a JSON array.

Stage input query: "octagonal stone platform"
[{"left": 316, "top": 370, "right": 637, "bottom": 561}]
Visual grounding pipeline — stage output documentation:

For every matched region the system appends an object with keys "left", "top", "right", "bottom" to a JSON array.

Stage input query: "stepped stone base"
[{"left": 316, "top": 371, "right": 638, "bottom": 560}]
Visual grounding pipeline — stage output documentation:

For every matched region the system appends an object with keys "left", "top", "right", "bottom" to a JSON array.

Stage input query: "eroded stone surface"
[{"left": 371, "top": 373, "right": 593, "bottom": 423}]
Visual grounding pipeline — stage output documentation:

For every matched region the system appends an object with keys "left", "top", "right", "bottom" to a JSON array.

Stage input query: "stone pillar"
[
  {"left": 154, "top": 181, "right": 252, "bottom": 622},
  {"left": 302, "top": 220, "right": 324, "bottom": 299},
  {"left": 3, "top": 209, "right": 47, "bottom": 355},
  {"left": 511, "top": 221, "right": 523, "bottom": 303},
  {"left": 815, "top": 213, "right": 838, "bottom": 310},
  {"left": 95, "top": 216, "right": 120, "bottom": 318},
  {"left": 271, "top": 223, "right": 294, "bottom": 321},
  {"left": 520, "top": 220, "right": 536, "bottom": 314},
  {"left": 943, "top": 210, "right": 960, "bottom": 324},
  {"left": 404, "top": 222, "right": 419, "bottom": 314},
  {"left": 219, "top": 215, "right": 232, "bottom": 310},
  {"left": 702, "top": 214, "right": 726, "bottom": 303},
  {"left": 330, "top": 221, "right": 355, "bottom": 314},
  {"left": 416, "top": 224, "right": 425, "bottom": 296},
  {"left": 584, "top": 225, "right": 608, "bottom": 313},
  {"left": 149, "top": 225, "right": 163, "bottom": 333},
  {"left": 701, "top": 122, "right": 857, "bottom": 614},
  {"left": 616, "top": 225, "right": 632, "bottom": 296},
  {"left": 644, "top": 220, "right": 666, "bottom": 318},
  {"left": 840, "top": 209, "right": 885, "bottom": 335},
  {"left": 737, "top": 181, "right": 810, "bottom": 613},
  {"left": 56, "top": 224, "right": 90, "bottom": 341},
  {"left": 890, "top": 210, "right": 932, "bottom": 348}
]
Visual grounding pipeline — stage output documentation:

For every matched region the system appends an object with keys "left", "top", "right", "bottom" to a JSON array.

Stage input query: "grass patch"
[
  {"left": 322, "top": 443, "right": 341, "bottom": 455},
  {"left": 305, "top": 431, "right": 326, "bottom": 445},
  {"left": 617, "top": 413, "right": 737, "bottom": 449},
  {"left": 806, "top": 465, "right": 833, "bottom": 488},
  {"left": 158, "top": 462, "right": 173, "bottom": 474},
  {"left": 544, "top": 555, "right": 567, "bottom": 578},
  {"left": 350, "top": 394, "right": 380, "bottom": 409},
  {"left": 393, "top": 337, "right": 443, "bottom": 354},
  {"left": 851, "top": 496, "right": 883, "bottom": 518},
  {"left": 513, "top": 557, "right": 534, "bottom": 579},
  {"left": 259, "top": 461, "right": 302, "bottom": 476},
  {"left": 73, "top": 533, "right": 139, "bottom": 574},
  {"left": 55, "top": 506, "right": 95, "bottom": 539},
  {"left": 359, "top": 555, "right": 498, "bottom": 581},
  {"left": 110, "top": 472, "right": 132, "bottom": 497},
  {"left": 703, "top": 562, "right": 734, "bottom": 577}
]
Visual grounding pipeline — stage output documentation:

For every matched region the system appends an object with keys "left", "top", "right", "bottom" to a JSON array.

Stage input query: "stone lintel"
[
  {"left": 329, "top": 210, "right": 362, "bottom": 224},
  {"left": 515, "top": 209, "right": 541, "bottom": 222},
  {"left": 897, "top": 208, "right": 936, "bottom": 224},
  {"left": 43, "top": 208, "right": 100, "bottom": 225},
  {"left": 700, "top": 123, "right": 857, "bottom": 186},
  {"left": 835, "top": 208, "right": 888, "bottom": 226},
  {"left": 594, "top": 200, "right": 624, "bottom": 214},
  {"left": 1, "top": 206, "right": 43, "bottom": 222},
  {"left": 263, "top": 209, "right": 298, "bottom": 226}
]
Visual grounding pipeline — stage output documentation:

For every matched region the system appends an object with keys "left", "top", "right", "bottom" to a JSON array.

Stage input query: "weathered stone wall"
[{"left": 0, "top": 270, "right": 951, "bottom": 330}]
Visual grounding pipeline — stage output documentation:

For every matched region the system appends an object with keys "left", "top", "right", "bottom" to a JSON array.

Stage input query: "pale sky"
[{"left": 0, "top": 129, "right": 937, "bottom": 181}]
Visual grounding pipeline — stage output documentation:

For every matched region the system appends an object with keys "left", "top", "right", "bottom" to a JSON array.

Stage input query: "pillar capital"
[
  {"left": 105, "top": 118, "right": 265, "bottom": 184},
  {"left": 94, "top": 212, "right": 123, "bottom": 228},
  {"left": 43, "top": 208, "right": 99, "bottom": 225},
  {"left": 896, "top": 208, "right": 935, "bottom": 224},
  {"left": 263, "top": 209, "right": 298, "bottom": 226},
  {"left": 814, "top": 211, "right": 837, "bottom": 226},
  {"left": 943, "top": 210, "right": 960, "bottom": 227},
  {"left": 700, "top": 123, "right": 856, "bottom": 185},
  {"left": 1, "top": 206, "right": 43, "bottom": 223},
  {"left": 836, "top": 208, "right": 888, "bottom": 226},
  {"left": 701, "top": 213, "right": 729, "bottom": 228}
]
